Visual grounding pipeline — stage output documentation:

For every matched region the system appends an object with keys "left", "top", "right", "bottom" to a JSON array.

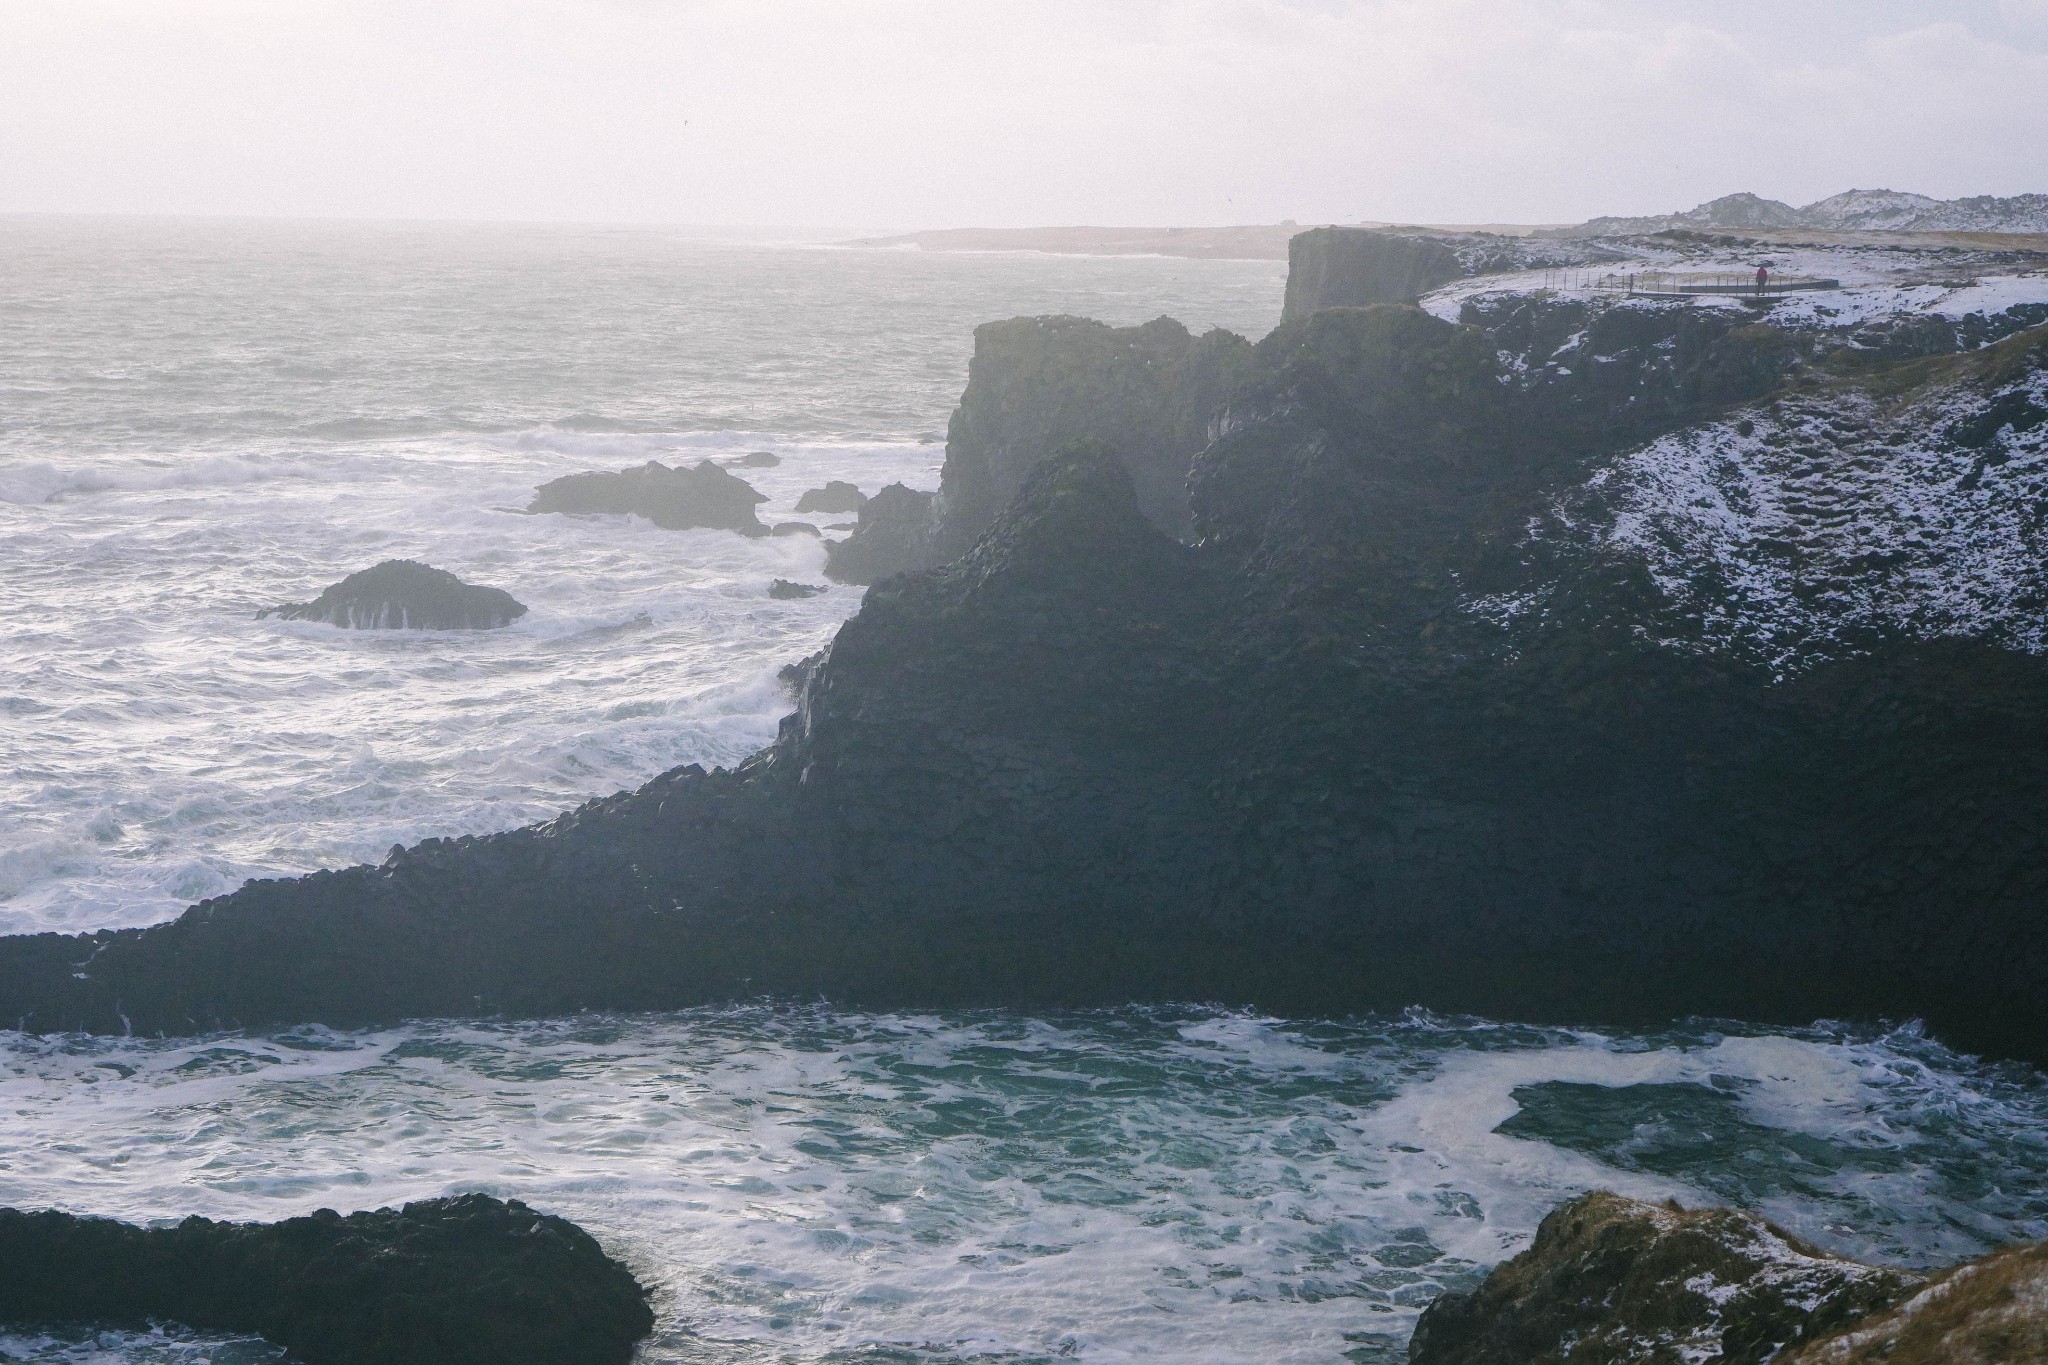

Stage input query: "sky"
[{"left": 2, "top": 0, "right": 2045, "bottom": 229}]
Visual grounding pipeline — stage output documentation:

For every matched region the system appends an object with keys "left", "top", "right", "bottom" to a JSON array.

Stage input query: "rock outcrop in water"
[
  {"left": 794, "top": 480, "right": 867, "bottom": 514},
  {"left": 528, "top": 458, "right": 769, "bottom": 534},
  {"left": 1408, "top": 1191, "right": 2048, "bottom": 1365},
  {"left": 4, "top": 238, "right": 2048, "bottom": 1068},
  {"left": 260, "top": 560, "right": 527, "bottom": 630},
  {"left": 0, "top": 1194, "right": 652, "bottom": 1365}
]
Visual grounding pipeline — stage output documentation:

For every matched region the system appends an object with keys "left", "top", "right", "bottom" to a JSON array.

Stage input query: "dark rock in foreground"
[
  {"left": 795, "top": 480, "right": 868, "bottom": 514},
  {"left": 1408, "top": 1192, "right": 1920, "bottom": 1364},
  {"left": 1409, "top": 1191, "right": 2048, "bottom": 1364},
  {"left": 529, "top": 459, "right": 769, "bottom": 534},
  {"left": 260, "top": 560, "right": 526, "bottom": 630},
  {"left": 0, "top": 1194, "right": 652, "bottom": 1365},
  {"left": 769, "top": 579, "right": 826, "bottom": 599}
]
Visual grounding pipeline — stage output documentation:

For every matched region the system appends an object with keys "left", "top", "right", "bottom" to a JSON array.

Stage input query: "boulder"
[
  {"left": 1407, "top": 1192, "right": 1921, "bottom": 1365},
  {"left": 528, "top": 459, "right": 768, "bottom": 534},
  {"left": 260, "top": 560, "right": 526, "bottom": 630},
  {"left": 0, "top": 1194, "right": 652, "bottom": 1365},
  {"left": 769, "top": 521, "right": 822, "bottom": 538},
  {"left": 725, "top": 450, "right": 780, "bottom": 468},
  {"left": 769, "top": 579, "right": 826, "bottom": 599},
  {"left": 794, "top": 480, "right": 869, "bottom": 514}
]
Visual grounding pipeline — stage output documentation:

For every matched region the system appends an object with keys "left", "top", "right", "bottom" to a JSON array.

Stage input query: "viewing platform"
[{"left": 1538, "top": 268, "right": 1841, "bottom": 299}]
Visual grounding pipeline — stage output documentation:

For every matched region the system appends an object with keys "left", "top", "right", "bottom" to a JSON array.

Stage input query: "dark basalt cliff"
[
  {"left": 1409, "top": 1191, "right": 2048, "bottom": 1364},
  {"left": 5, "top": 285, "right": 2047, "bottom": 1064},
  {"left": 826, "top": 314, "right": 1251, "bottom": 582},
  {"left": 261, "top": 560, "right": 527, "bottom": 630},
  {"left": 0, "top": 1194, "right": 652, "bottom": 1365},
  {"left": 1281, "top": 228, "right": 1465, "bottom": 317}
]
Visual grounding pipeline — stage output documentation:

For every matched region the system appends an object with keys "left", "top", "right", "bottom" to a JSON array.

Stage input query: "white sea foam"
[
  {"left": 4, "top": 219, "right": 2043, "bottom": 1365},
  {"left": 0, "top": 1010, "right": 2040, "bottom": 1364},
  {"left": 0, "top": 431, "right": 941, "bottom": 933},
  {"left": 0, "top": 219, "right": 1285, "bottom": 935}
]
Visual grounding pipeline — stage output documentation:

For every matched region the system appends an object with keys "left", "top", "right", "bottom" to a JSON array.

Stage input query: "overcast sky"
[{"left": 3, "top": 0, "right": 2045, "bottom": 229}]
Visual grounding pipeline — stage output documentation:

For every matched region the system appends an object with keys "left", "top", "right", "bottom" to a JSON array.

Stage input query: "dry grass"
[{"left": 1787, "top": 1241, "right": 2048, "bottom": 1364}]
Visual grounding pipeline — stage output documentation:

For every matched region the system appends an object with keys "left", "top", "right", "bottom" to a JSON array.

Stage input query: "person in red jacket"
[{"left": 1755, "top": 264, "right": 1771, "bottom": 297}]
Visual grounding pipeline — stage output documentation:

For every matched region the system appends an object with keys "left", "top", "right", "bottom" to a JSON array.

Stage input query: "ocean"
[{"left": 1, "top": 216, "right": 2044, "bottom": 1364}]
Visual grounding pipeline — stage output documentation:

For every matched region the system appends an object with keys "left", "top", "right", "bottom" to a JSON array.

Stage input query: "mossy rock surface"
[{"left": 1408, "top": 1192, "right": 1922, "bottom": 1365}]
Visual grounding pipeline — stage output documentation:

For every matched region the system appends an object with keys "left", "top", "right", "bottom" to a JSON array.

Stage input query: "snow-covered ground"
[
  {"left": 1471, "top": 335, "right": 2048, "bottom": 673},
  {"left": 1421, "top": 242, "right": 2048, "bottom": 336},
  {"left": 1438, "top": 235, "right": 2048, "bottom": 671}
]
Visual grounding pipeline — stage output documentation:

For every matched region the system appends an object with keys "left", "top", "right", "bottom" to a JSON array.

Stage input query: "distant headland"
[{"left": 845, "top": 189, "right": 2048, "bottom": 260}]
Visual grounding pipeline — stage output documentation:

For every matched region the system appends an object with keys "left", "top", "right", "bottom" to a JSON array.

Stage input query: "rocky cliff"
[
  {"left": 4, "top": 261, "right": 2047, "bottom": 1066},
  {"left": 826, "top": 314, "right": 1251, "bottom": 582},
  {"left": 1280, "top": 228, "right": 1465, "bottom": 318}
]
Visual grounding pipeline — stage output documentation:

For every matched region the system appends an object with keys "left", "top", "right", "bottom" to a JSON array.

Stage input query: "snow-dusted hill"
[
  {"left": 1430, "top": 240, "right": 2048, "bottom": 672},
  {"left": 1561, "top": 189, "right": 2048, "bottom": 237}
]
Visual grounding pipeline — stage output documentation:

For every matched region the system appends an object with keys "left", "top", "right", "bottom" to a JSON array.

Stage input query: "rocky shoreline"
[{"left": 2, "top": 232, "right": 2045, "bottom": 1076}]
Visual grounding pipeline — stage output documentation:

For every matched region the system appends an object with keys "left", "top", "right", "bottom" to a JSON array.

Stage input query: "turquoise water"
[
  {"left": 1, "top": 1009, "right": 2043, "bottom": 1364},
  {"left": 1, "top": 218, "right": 2044, "bottom": 1363}
]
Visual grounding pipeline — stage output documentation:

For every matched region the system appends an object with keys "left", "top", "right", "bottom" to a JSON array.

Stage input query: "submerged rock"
[
  {"left": 769, "top": 521, "right": 822, "bottom": 538},
  {"left": 528, "top": 459, "right": 769, "bottom": 534},
  {"left": 794, "top": 480, "right": 868, "bottom": 514},
  {"left": 769, "top": 579, "right": 826, "bottom": 599},
  {"left": 1408, "top": 1192, "right": 1921, "bottom": 1364},
  {"left": 0, "top": 1194, "right": 652, "bottom": 1365},
  {"left": 725, "top": 450, "right": 781, "bottom": 468},
  {"left": 260, "top": 560, "right": 526, "bottom": 630}
]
